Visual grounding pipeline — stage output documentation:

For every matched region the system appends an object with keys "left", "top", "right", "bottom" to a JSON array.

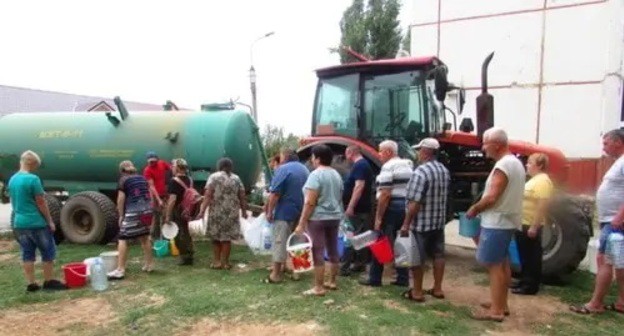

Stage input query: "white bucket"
[
  {"left": 286, "top": 233, "right": 314, "bottom": 273},
  {"left": 99, "top": 251, "right": 119, "bottom": 273},
  {"left": 587, "top": 239, "right": 598, "bottom": 274}
]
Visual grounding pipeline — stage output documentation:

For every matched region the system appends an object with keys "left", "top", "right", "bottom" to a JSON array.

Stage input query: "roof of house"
[{"left": 0, "top": 84, "right": 170, "bottom": 114}]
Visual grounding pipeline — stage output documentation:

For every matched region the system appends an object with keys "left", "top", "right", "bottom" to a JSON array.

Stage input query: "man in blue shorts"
[
  {"left": 9, "top": 150, "right": 67, "bottom": 292},
  {"left": 467, "top": 128, "right": 525, "bottom": 322}
]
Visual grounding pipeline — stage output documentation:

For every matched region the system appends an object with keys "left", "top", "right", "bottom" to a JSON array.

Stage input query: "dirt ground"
[{"left": 0, "top": 243, "right": 570, "bottom": 336}]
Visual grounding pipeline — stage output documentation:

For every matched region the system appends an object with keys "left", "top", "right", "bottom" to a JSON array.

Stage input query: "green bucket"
[{"left": 153, "top": 239, "right": 170, "bottom": 258}]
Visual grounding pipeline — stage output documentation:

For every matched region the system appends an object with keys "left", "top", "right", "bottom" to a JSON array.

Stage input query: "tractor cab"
[{"left": 310, "top": 56, "right": 461, "bottom": 160}]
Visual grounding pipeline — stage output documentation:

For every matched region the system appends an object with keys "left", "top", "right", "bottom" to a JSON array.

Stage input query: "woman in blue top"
[
  {"left": 107, "top": 160, "right": 154, "bottom": 280},
  {"left": 9, "top": 150, "right": 67, "bottom": 292},
  {"left": 295, "top": 144, "right": 344, "bottom": 296}
]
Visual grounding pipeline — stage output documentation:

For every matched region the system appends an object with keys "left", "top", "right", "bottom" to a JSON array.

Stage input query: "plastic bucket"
[
  {"left": 370, "top": 236, "right": 394, "bottom": 264},
  {"left": 286, "top": 233, "right": 314, "bottom": 273},
  {"left": 508, "top": 239, "right": 521, "bottom": 268},
  {"left": 62, "top": 262, "right": 87, "bottom": 288},
  {"left": 153, "top": 239, "right": 170, "bottom": 258},
  {"left": 99, "top": 251, "right": 119, "bottom": 273},
  {"left": 458, "top": 212, "right": 481, "bottom": 238},
  {"left": 324, "top": 232, "right": 346, "bottom": 261}
]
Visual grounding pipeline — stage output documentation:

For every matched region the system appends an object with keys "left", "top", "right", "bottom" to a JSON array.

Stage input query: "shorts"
[
  {"left": 272, "top": 220, "right": 295, "bottom": 263},
  {"left": 598, "top": 222, "right": 611, "bottom": 254},
  {"left": 414, "top": 229, "right": 445, "bottom": 260},
  {"left": 476, "top": 227, "right": 515, "bottom": 265},
  {"left": 14, "top": 227, "right": 56, "bottom": 262}
]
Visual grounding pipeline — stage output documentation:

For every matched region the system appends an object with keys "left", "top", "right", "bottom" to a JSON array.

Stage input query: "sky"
[{"left": 0, "top": 0, "right": 413, "bottom": 136}]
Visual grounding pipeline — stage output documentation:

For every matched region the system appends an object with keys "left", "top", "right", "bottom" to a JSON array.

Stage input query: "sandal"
[
  {"left": 480, "top": 302, "right": 510, "bottom": 316},
  {"left": 604, "top": 303, "right": 624, "bottom": 314},
  {"left": 569, "top": 304, "right": 603, "bottom": 315},
  {"left": 424, "top": 288, "right": 445, "bottom": 299},
  {"left": 262, "top": 276, "right": 282, "bottom": 284},
  {"left": 471, "top": 310, "right": 505, "bottom": 322},
  {"left": 402, "top": 289, "right": 425, "bottom": 302},
  {"left": 302, "top": 289, "right": 326, "bottom": 297},
  {"left": 209, "top": 263, "right": 223, "bottom": 270},
  {"left": 222, "top": 264, "right": 232, "bottom": 270},
  {"left": 287, "top": 273, "right": 301, "bottom": 281},
  {"left": 323, "top": 283, "right": 338, "bottom": 291}
]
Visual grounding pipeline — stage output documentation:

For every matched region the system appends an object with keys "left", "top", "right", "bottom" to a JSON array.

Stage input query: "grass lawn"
[{"left": 0, "top": 238, "right": 621, "bottom": 336}]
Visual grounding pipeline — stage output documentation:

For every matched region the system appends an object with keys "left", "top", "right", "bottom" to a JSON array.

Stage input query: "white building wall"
[{"left": 410, "top": 0, "right": 624, "bottom": 158}]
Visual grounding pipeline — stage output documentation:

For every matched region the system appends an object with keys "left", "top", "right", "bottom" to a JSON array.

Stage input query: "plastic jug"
[
  {"left": 508, "top": 238, "right": 521, "bottom": 269},
  {"left": 394, "top": 231, "right": 420, "bottom": 268},
  {"left": 261, "top": 219, "right": 273, "bottom": 254},
  {"left": 350, "top": 230, "right": 379, "bottom": 250},
  {"left": 90, "top": 258, "right": 109, "bottom": 291},
  {"left": 341, "top": 219, "right": 355, "bottom": 248},
  {"left": 606, "top": 231, "right": 624, "bottom": 268}
]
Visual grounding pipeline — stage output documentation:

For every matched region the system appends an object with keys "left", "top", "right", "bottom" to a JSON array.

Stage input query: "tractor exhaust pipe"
[{"left": 476, "top": 52, "right": 495, "bottom": 140}]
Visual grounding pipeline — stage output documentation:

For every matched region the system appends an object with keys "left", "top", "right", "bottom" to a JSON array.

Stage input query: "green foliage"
[
  {"left": 337, "top": 0, "right": 405, "bottom": 63},
  {"left": 401, "top": 28, "right": 411, "bottom": 53},
  {"left": 260, "top": 125, "right": 300, "bottom": 160}
]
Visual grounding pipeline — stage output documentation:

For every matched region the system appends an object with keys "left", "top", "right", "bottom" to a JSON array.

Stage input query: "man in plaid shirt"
[{"left": 401, "top": 138, "right": 450, "bottom": 302}]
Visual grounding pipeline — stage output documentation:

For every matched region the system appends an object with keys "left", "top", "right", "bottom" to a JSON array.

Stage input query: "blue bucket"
[
  {"left": 324, "top": 233, "right": 346, "bottom": 261},
  {"left": 508, "top": 238, "right": 521, "bottom": 268},
  {"left": 458, "top": 212, "right": 481, "bottom": 238}
]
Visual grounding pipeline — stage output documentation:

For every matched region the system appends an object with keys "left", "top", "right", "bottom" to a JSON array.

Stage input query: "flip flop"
[
  {"left": 262, "top": 276, "right": 282, "bottom": 284},
  {"left": 471, "top": 311, "right": 505, "bottom": 323},
  {"left": 222, "top": 264, "right": 232, "bottom": 270},
  {"left": 480, "top": 302, "right": 510, "bottom": 316},
  {"left": 302, "top": 289, "right": 326, "bottom": 297},
  {"left": 209, "top": 263, "right": 223, "bottom": 270},
  {"left": 323, "top": 283, "right": 338, "bottom": 290},
  {"left": 569, "top": 304, "right": 603, "bottom": 315},
  {"left": 424, "top": 288, "right": 445, "bottom": 299},
  {"left": 402, "top": 289, "right": 425, "bottom": 302},
  {"left": 604, "top": 303, "right": 624, "bottom": 314}
]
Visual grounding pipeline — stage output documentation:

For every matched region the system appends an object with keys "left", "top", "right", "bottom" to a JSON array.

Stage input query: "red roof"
[{"left": 316, "top": 56, "right": 442, "bottom": 77}]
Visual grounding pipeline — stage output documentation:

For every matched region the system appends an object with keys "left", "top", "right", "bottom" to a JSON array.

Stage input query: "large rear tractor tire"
[
  {"left": 43, "top": 194, "right": 64, "bottom": 245},
  {"left": 541, "top": 195, "right": 593, "bottom": 284},
  {"left": 60, "top": 192, "right": 118, "bottom": 245}
]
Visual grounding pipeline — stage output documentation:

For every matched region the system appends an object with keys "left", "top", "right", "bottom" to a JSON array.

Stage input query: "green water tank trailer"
[{"left": 0, "top": 107, "right": 265, "bottom": 245}]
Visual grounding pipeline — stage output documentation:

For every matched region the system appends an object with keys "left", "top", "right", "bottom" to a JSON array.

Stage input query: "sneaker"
[
  {"left": 141, "top": 264, "right": 154, "bottom": 273},
  {"left": 26, "top": 283, "right": 41, "bottom": 292},
  {"left": 42, "top": 279, "right": 68, "bottom": 291},
  {"left": 107, "top": 269, "right": 125, "bottom": 280}
]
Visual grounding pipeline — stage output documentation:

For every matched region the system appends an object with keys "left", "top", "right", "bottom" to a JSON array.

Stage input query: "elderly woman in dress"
[{"left": 199, "top": 158, "right": 248, "bottom": 270}]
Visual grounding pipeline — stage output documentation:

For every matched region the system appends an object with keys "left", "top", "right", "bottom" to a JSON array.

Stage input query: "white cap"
[{"left": 412, "top": 138, "right": 440, "bottom": 150}]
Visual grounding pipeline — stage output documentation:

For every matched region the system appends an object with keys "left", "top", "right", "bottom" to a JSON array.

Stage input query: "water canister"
[
  {"left": 262, "top": 220, "right": 273, "bottom": 252},
  {"left": 607, "top": 231, "right": 624, "bottom": 268},
  {"left": 350, "top": 230, "right": 379, "bottom": 251},
  {"left": 90, "top": 258, "right": 109, "bottom": 291},
  {"left": 341, "top": 219, "right": 355, "bottom": 248}
]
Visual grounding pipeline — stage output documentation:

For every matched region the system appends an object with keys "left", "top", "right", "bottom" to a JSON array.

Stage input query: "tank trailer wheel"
[{"left": 60, "top": 192, "right": 119, "bottom": 245}]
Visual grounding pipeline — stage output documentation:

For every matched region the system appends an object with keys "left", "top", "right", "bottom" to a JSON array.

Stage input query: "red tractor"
[{"left": 297, "top": 52, "right": 593, "bottom": 282}]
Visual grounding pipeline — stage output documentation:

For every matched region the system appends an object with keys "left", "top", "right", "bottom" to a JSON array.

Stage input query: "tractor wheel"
[
  {"left": 541, "top": 195, "right": 592, "bottom": 283},
  {"left": 60, "top": 192, "right": 118, "bottom": 245},
  {"left": 43, "top": 194, "right": 64, "bottom": 245}
]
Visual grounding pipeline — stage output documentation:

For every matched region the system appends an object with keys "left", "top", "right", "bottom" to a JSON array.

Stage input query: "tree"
[
  {"left": 260, "top": 125, "right": 300, "bottom": 160},
  {"left": 401, "top": 28, "right": 411, "bottom": 54},
  {"left": 336, "top": 0, "right": 405, "bottom": 63}
]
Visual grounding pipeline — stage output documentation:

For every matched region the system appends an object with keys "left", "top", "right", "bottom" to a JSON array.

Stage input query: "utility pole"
[{"left": 249, "top": 31, "right": 275, "bottom": 123}]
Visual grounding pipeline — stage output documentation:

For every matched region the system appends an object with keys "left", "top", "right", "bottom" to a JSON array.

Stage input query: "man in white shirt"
[
  {"left": 571, "top": 129, "right": 624, "bottom": 314},
  {"left": 467, "top": 127, "right": 526, "bottom": 322},
  {"left": 360, "top": 140, "right": 413, "bottom": 287}
]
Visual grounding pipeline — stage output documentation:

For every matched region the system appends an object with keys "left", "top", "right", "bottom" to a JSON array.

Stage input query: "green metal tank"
[
  {"left": 0, "top": 107, "right": 265, "bottom": 245},
  {"left": 0, "top": 109, "right": 262, "bottom": 192}
]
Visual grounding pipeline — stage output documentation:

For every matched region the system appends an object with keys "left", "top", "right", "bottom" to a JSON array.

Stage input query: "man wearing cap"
[
  {"left": 143, "top": 151, "right": 171, "bottom": 240},
  {"left": 401, "top": 138, "right": 450, "bottom": 302}
]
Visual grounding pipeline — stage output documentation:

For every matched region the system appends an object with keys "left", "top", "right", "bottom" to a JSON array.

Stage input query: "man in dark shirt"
[{"left": 341, "top": 145, "right": 374, "bottom": 276}]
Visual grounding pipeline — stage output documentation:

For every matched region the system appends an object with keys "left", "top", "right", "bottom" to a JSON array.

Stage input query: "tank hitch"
[{"left": 476, "top": 51, "right": 495, "bottom": 140}]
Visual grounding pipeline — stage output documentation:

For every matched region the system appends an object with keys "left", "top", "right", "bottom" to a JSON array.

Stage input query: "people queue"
[{"left": 6, "top": 127, "right": 624, "bottom": 321}]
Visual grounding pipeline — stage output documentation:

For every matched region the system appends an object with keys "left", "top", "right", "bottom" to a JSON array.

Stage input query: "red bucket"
[
  {"left": 370, "top": 236, "right": 394, "bottom": 264},
  {"left": 62, "top": 262, "right": 87, "bottom": 288}
]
